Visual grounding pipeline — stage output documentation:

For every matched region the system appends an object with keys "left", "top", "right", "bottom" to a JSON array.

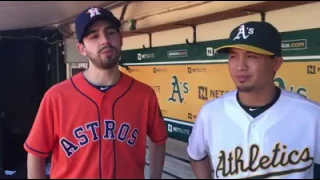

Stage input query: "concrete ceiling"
[{"left": 0, "top": 1, "right": 119, "bottom": 31}]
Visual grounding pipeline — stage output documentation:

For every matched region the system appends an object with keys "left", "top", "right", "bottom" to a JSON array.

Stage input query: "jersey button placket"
[
  {"left": 246, "top": 122, "right": 252, "bottom": 178},
  {"left": 248, "top": 122, "right": 260, "bottom": 178},
  {"left": 99, "top": 96, "right": 109, "bottom": 179},
  {"left": 248, "top": 122, "right": 257, "bottom": 144},
  {"left": 251, "top": 136, "right": 256, "bottom": 143}
]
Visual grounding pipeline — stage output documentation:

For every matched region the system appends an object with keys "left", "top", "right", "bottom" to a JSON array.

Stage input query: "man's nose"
[
  {"left": 236, "top": 57, "right": 248, "bottom": 71},
  {"left": 100, "top": 33, "right": 110, "bottom": 45}
]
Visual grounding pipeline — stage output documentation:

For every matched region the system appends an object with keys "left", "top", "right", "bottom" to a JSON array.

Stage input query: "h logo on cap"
[
  {"left": 87, "top": 7, "right": 101, "bottom": 18},
  {"left": 233, "top": 24, "right": 255, "bottom": 41}
]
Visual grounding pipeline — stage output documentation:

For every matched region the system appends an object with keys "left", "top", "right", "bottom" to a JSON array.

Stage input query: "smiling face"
[
  {"left": 77, "top": 20, "right": 122, "bottom": 70},
  {"left": 228, "top": 48, "right": 283, "bottom": 93}
]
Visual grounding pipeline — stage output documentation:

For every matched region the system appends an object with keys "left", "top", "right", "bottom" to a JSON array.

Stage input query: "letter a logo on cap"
[
  {"left": 87, "top": 7, "right": 101, "bottom": 18},
  {"left": 233, "top": 24, "right": 255, "bottom": 41}
]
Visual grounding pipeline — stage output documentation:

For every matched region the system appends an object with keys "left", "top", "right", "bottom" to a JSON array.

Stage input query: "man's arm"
[
  {"left": 149, "top": 140, "right": 166, "bottom": 179},
  {"left": 24, "top": 90, "right": 56, "bottom": 179},
  {"left": 27, "top": 153, "right": 47, "bottom": 179},
  {"left": 187, "top": 107, "right": 212, "bottom": 179},
  {"left": 190, "top": 156, "right": 212, "bottom": 179},
  {"left": 147, "top": 90, "right": 168, "bottom": 179}
]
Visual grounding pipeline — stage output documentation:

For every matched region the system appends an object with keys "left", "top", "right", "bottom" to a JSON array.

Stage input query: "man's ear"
[
  {"left": 76, "top": 43, "right": 87, "bottom": 56},
  {"left": 274, "top": 56, "right": 284, "bottom": 72}
]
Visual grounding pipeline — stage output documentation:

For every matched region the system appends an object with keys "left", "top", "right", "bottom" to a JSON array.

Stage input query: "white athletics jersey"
[{"left": 187, "top": 89, "right": 320, "bottom": 179}]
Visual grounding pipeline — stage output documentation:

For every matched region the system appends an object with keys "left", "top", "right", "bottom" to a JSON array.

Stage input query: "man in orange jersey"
[{"left": 24, "top": 6, "right": 168, "bottom": 179}]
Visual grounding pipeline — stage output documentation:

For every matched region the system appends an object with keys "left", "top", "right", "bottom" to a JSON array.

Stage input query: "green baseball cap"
[{"left": 215, "top": 21, "right": 282, "bottom": 57}]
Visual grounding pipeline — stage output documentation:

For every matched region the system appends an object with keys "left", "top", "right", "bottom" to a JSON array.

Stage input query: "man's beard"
[
  {"left": 237, "top": 85, "right": 254, "bottom": 92},
  {"left": 86, "top": 47, "right": 120, "bottom": 70}
]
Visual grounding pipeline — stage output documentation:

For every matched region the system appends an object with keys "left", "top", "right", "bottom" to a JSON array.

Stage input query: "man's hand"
[
  {"left": 148, "top": 140, "right": 166, "bottom": 179},
  {"left": 190, "top": 156, "right": 213, "bottom": 179}
]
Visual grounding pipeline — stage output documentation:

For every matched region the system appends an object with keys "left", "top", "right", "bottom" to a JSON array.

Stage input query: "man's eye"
[
  {"left": 248, "top": 54, "right": 258, "bottom": 59},
  {"left": 229, "top": 55, "right": 235, "bottom": 59},
  {"left": 107, "top": 31, "right": 117, "bottom": 35},
  {"left": 88, "top": 33, "right": 98, "bottom": 39}
]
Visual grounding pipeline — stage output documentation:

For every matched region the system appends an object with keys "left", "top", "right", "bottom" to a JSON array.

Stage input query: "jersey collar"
[{"left": 70, "top": 72, "right": 134, "bottom": 104}]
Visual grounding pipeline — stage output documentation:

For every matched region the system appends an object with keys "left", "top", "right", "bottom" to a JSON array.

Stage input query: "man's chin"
[
  {"left": 89, "top": 60, "right": 117, "bottom": 70},
  {"left": 101, "top": 60, "right": 119, "bottom": 69},
  {"left": 236, "top": 85, "right": 254, "bottom": 92},
  {"left": 100, "top": 63, "right": 118, "bottom": 70}
]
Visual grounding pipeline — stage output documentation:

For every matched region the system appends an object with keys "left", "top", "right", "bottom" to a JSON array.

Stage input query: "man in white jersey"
[{"left": 187, "top": 21, "right": 320, "bottom": 179}]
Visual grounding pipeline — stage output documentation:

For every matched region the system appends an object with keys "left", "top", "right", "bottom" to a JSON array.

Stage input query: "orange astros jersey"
[{"left": 24, "top": 72, "right": 168, "bottom": 179}]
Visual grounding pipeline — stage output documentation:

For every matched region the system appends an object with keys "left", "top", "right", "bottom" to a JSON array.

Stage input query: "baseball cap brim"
[
  {"left": 215, "top": 44, "right": 274, "bottom": 56},
  {"left": 79, "top": 15, "right": 121, "bottom": 42}
]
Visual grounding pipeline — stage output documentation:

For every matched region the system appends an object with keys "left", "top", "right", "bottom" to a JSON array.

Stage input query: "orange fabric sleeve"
[
  {"left": 147, "top": 90, "right": 168, "bottom": 145},
  {"left": 24, "top": 90, "right": 56, "bottom": 158}
]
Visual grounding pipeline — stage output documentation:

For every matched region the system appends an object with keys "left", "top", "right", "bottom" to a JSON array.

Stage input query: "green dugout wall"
[{"left": 120, "top": 28, "right": 320, "bottom": 142}]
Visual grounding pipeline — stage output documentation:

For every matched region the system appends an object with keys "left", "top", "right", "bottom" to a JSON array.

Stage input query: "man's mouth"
[
  {"left": 99, "top": 47, "right": 114, "bottom": 55},
  {"left": 236, "top": 75, "right": 250, "bottom": 83},
  {"left": 99, "top": 46, "right": 114, "bottom": 52}
]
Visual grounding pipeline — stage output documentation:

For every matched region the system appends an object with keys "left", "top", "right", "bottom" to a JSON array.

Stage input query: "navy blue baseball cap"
[{"left": 75, "top": 7, "right": 121, "bottom": 42}]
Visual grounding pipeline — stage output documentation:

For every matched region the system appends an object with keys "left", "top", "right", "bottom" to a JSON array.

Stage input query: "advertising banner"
[
  {"left": 122, "top": 61, "right": 320, "bottom": 122},
  {"left": 120, "top": 28, "right": 320, "bottom": 142},
  {"left": 122, "top": 64, "right": 234, "bottom": 123}
]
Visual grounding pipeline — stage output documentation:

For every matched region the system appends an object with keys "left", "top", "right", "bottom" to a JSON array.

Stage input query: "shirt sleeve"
[
  {"left": 23, "top": 90, "right": 56, "bottom": 158},
  {"left": 187, "top": 108, "right": 208, "bottom": 161},
  {"left": 147, "top": 89, "right": 168, "bottom": 145}
]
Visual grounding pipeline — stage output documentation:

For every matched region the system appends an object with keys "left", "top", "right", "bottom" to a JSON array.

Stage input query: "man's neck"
[
  {"left": 83, "top": 65, "right": 121, "bottom": 86},
  {"left": 238, "top": 85, "right": 278, "bottom": 107}
]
